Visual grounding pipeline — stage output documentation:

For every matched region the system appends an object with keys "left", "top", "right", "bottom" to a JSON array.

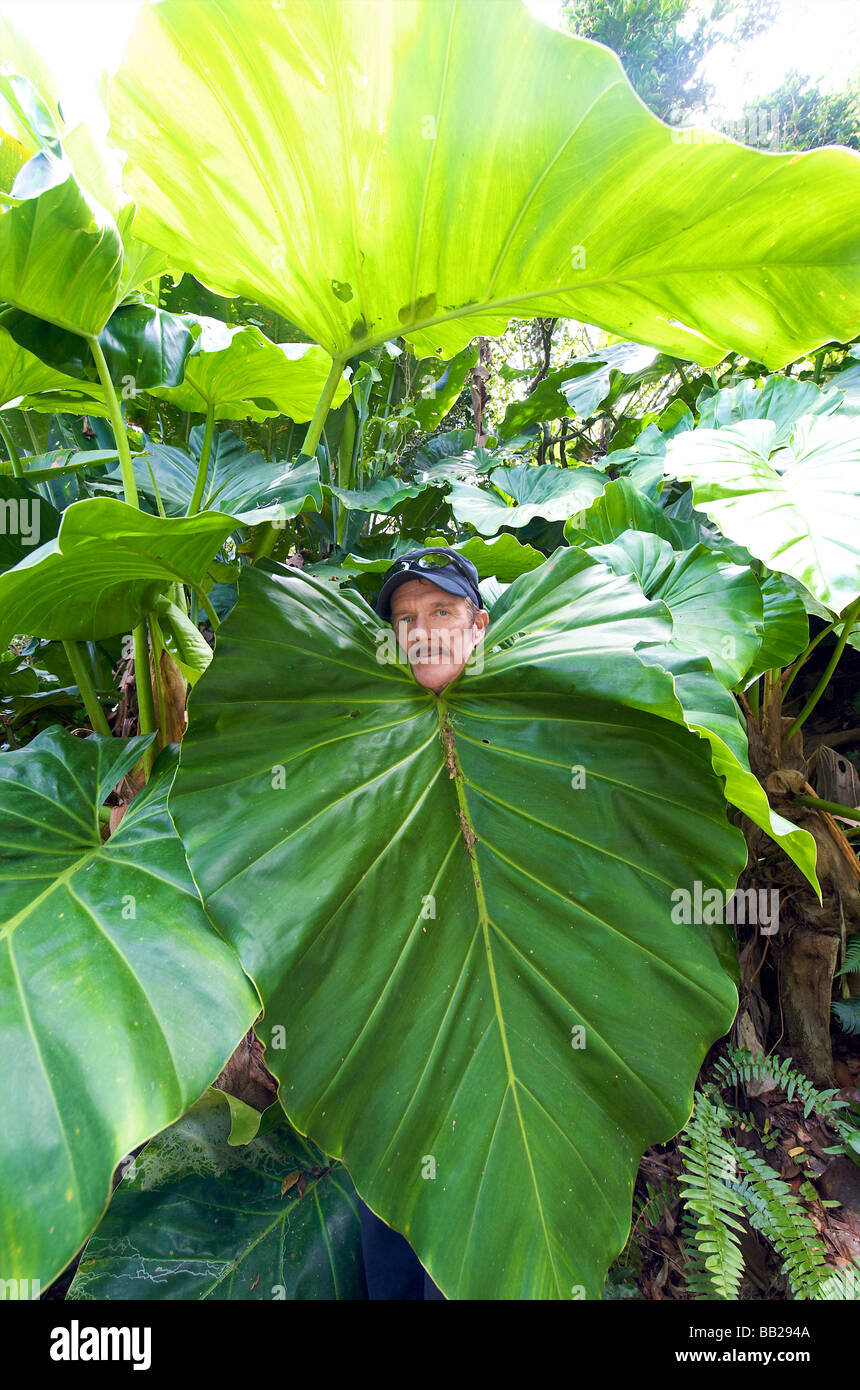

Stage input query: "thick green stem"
[
  {"left": 23, "top": 413, "right": 40, "bottom": 455},
  {"left": 783, "top": 597, "right": 860, "bottom": 746},
  {"left": 0, "top": 416, "right": 23, "bottom": 476},
  {"left": 87, "top": 332, "right": 155, "bottom": 777},
  {"left": 187, "top": 404, "right": 216, "bottom": 515},
  {"left": 793, "top": 793, "right": 860, "bottom": 821},
  {"left": 193, "top": 586, "right": 221, "bottom": 631},
  {"left": 87, "top": 333, "right": 139, "bottom": 507},
  {"left": 63, "top": 640, "right": 112, "bottom": 736},
  {"left": 746, "top": 678, "right": 760, "bottom": 720},
  {"left": 133, "top": 626, "right": 157, "bottom": 773},
  {"left": 780, "top": 619, "right": 837, "bottom": 700},
  {"left": 148, "top": 613, "right": 169, "bottom": 749},
  {"left": 254, "top": 355, "right": 346, "bottom": 563}
]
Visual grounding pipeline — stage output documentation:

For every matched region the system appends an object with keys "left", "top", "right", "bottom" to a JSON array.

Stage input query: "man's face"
[{"left": 389, "top": 577, "right": 489, "bottom": 693}]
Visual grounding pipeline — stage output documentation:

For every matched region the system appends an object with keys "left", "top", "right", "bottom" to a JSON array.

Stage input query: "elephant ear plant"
[
  {"left": 165, "top": 549, "right": 748, "bottom": 1299},
  {"left": 1, "top": 0, "right": 860, "bottom": 1297}
]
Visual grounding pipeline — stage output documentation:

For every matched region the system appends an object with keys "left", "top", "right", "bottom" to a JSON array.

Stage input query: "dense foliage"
[{"left": 1, "top": 0, "right": 858, "bottom": 1301}]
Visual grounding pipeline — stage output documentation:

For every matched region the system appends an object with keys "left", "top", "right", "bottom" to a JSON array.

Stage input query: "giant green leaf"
[
  {"left": 0, "top": 498, "right": 236, "bottom": 648},
  {"left": 0, "top": 19, "right": 64, "bottom": 149},
  {"left": 741, "top": 572, "right": 809, "bottom": 688},
  {"left": 326, "top": 476, "right": 436, "bottom": 515},
  {"left": 104, "top": 428, "right": 323, "bottom": 524},
  {"left": 451, "top": 463, "right": 606, "bottom": 535},
  {"left": 169, "top": 550, "right": 749, "bottom": 1299},
  {"left": 0, "top": 322, "right": 107, "bottom": 414},
  {"left": 7, "top": 448, "right": 118, "bottom": 486},
  {"left": 1, "top": 301, "right": 195, "bottom": 393},
  {"left": 663, "top": 414, "right": 860, "bottom": 615},
  {"left": 635, "top": 647, "right": 819, "bottom": 894},
  {"left": 108, "top": 0, "right": 860, "bottom": 372},
  {"left": 586, "top": 532, "right": 762, "bottom": 689},
  {"left": 604, "top": 424, "right": 673, "bottom": 499},
  {"left": 95, "top": 303, "right": 196, "bottom": 392},
  {"left": 67, "top": 1089, "right": 367, "bottom": 1300},
  {"left": 410, "top": 342, "right": 480, "bottom": 432},
  {"left": 150, "top": 317, "right": 352, "bottom": 422},
  {"left": 0, "top": 733, "right": 259, "bottom": 1286},
  {"left": 1, "top": 147, "right": 122, "bottom": 337},
  {"left": 1, "top": 72, "right": 176, "bottom": 378},
  {"left": 407, "top": 428, "right": 498, "bottom": 485},
  {"left": 559, "top": 342, "right": 669, "bottom": 420},
  {"left": 695, "top": 374, "right": 845, "bottom": 442},
  {"left": 578, "top": 532, "right": 817, "bottom": 886},
  {"left": 564, "top": 477, "right": 692, "bottom": 549}
]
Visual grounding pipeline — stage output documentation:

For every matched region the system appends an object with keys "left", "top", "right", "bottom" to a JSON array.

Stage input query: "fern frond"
[
  {"left": 832, "top": 999, "right": 860, "bottom": 1036},
  {"left": 836, "top": 935, "right": 860, "bottom": 976},
  {"left": 635, "top": 1176, "right": 677, "bottom": 1233},
  {"left": 677, "top": 1093, "right": 746, "bottom": 1300},
  {"left": 712, "top": 1046, "right": 854, "bottom": 1138},
  {"left": 812, "top": 1258, "right": 860, "bottom": 1301},
  {"left": 730, "top": 1143, "right": 830, "bottom": 1299}
]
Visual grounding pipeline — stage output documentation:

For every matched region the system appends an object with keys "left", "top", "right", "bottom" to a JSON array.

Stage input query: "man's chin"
[{"left": 409, "top": 659, "right": 464, "bottom": 692}]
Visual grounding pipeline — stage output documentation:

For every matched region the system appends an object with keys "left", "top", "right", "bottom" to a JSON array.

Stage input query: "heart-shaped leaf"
[
  {"left": 0, "top": 498, "right": 236, "bottom": 648},
  {"left": 564, "top": 477, "right": 692, "bottom": 548},
  {"left": 327, "top": 476, "right": 436, "bottom": 515},
  {"left": 410, "top": 342, "right": 480, "bottom": 431},
  {"left": 451, "top": 464, "right": 606, "bottom": 535},
  {"left": 0, "top": 733, "right": 259, "bottom": 1286},
  {"left": 0, "top": 322, "right": 106, "bottom": 413},
  {"left": 498, "top": 342, "right": 667, "bottom": 440},
  {"left": 695, "top": 374, "right": 845, "bottom": 441},
  {"left": 634, "top": 647, "right": 819, "bottom": 891},
  {"left": 586, "top": 531, "right": 762, "bottom": 689},
  {"left": 344, "top": 533, "right": 545, "bottom": 584},
  {"left": 104, "top": 428, "right": 323, "bottom": 524},
  {"left": 1, "top": 302, "right": 195, "bottom": 392},
  {"left": 169, "top": 551, "right": 749, "bottom": 1299},
  {"left": 150, "top": 317, "right": 351, "bottom": 422},
  {"left": 664, "top": 414, "right": 860, "bottom": 615}
]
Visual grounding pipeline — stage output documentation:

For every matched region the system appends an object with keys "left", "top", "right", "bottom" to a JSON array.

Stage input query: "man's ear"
[{"left": 473, "top": 609, "right": 490, "bottom": 642}]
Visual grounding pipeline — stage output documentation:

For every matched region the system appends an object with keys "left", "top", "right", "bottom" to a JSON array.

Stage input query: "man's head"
[{"left": 376, "top": 548, "right": 490, "bottom": 693}]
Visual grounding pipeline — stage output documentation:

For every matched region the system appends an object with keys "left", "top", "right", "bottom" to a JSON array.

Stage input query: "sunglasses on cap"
[{"left": 387, "top": 549, "right": 477, "bottom": 582}]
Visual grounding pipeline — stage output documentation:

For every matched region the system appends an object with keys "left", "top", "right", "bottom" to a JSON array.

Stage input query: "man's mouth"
[{"left": 410, "top": 641, "right": 456, "bottom": 663}]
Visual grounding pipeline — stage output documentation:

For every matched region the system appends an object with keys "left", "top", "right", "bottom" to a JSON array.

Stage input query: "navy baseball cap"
[{"left": 375, "top": 547, "right": 483, "bottom": 620}]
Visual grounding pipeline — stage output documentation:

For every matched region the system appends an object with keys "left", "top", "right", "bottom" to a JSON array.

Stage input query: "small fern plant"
[
  {"left": 676, "top": 1046, "right": 860, "bottom": 1300},
  {"left": 833, "top": 934, "right": 860, "bottom": 1037}
]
